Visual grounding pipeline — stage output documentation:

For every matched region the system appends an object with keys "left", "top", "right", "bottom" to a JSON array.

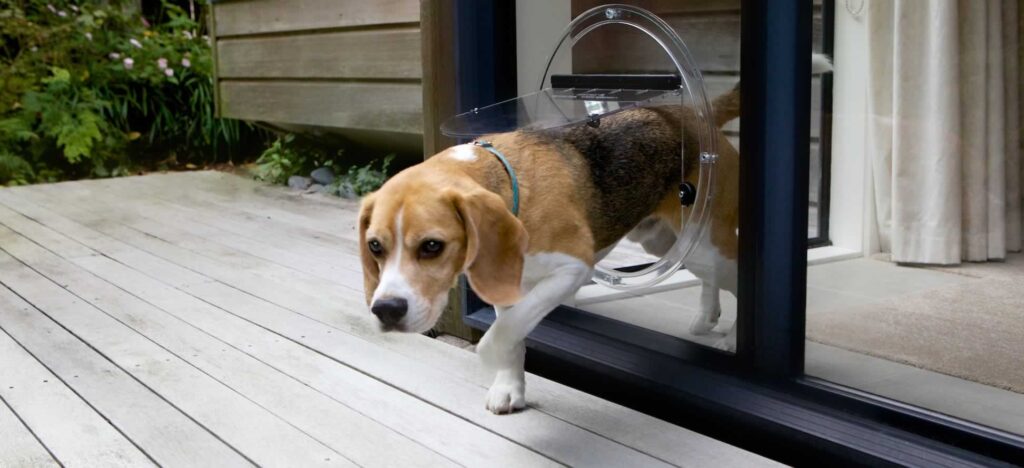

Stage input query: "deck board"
[
  {"left": 0, "top": 395, "right": 58, "bottom": 468},
  {"left": 0, "top": 277, "right": 252, "bottom": 468},
  {"left": 0, "top": 172, "right": 777, "bottom": 467},
  {"left": 0, "top": 290, "right": 155, "bottom": 467},
  {"left": 0, "top": 227, "right": 446, "bottom": 468}
]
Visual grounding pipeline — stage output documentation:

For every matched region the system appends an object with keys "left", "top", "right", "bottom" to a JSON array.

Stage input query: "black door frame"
[{"left": 450, "top": 1, "right": 1024, "bottom": 465}]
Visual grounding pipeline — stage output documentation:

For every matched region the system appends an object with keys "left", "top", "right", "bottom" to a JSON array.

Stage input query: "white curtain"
[{"left": 865, "top": 0, "right": 1023, "bottom": 264}]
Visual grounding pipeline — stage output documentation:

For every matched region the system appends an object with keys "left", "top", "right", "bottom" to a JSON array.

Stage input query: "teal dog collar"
[{"left": 473, "top": 140, "right": 520, "bottom": 216}]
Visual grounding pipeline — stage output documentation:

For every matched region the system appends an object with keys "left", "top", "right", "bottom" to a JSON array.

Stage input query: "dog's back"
[{"left": 529, "top": 105, "right": 707, "bottom": 250}]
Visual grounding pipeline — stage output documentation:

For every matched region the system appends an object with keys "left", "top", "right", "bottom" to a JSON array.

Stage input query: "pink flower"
[
  {"left": 57, "top": 10, "right": 66, "bottom": 17},
  {"left": 164, "top": 68, "right": 174, "bottom": 77},
  {"left": 123, "top": 57, "right": 134, "bottom": 70},
  {"left": 180, "top": 58, "right": 191, "bottom": 68},
  {"left": 109, "top": 52, "right": 121, "bottom": 60},
  {"left": 129, "top": 38, "right": 142, "bottom": 48},
  {"left": 141, "top": 17, "right": 150, "bottom": 28},
  {"left": 46, "top": 4, "right": 56, "bottom": 13},
  {"left": 156, "top": 57, "right": 168, "bottom": 69}
]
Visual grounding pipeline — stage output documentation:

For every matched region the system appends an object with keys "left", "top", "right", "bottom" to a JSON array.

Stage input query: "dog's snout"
[{"left": 371, "top": 297, "right": 408, "bottom": 326}]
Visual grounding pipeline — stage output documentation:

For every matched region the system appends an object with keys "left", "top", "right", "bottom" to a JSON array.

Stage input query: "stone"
[
  {"left": 310, "top": 167, "right": 335, "bottom": 185},
  {"left": 306, "top": 183, "right": 324, "bottom": 194},
  {"left": 338, "top": 181, "right": 358, "bottom": 200},
  {"left": 287, "top": 175, "right": 312, "bottom": 190}
]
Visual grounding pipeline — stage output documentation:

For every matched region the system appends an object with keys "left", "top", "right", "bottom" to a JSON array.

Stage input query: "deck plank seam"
[
  {"left": 0, "top": 232, "right": 357, "bottom": 467},
  {"left": 10, "top": 187, "right": 681, "bottom": 465},
  {"left": 1, "top": 177, "right": 765, "bottom": 466},
  {"left": 0, "top": 283, "right": 162, "bottom": 467},
  {"left": 64, "top": 258, "right": 466, "bottom": 467},
  {"left": 0, "top": 199, "right": 632, "bottom": 466},
  {"left": 0, "top": 342, "right": 64, "bottom": 467},
  {"left": 0, "top": 279, "right": 262, "bottom": 467}
]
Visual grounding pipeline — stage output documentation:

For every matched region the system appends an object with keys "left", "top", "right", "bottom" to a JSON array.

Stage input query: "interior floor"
[{"left": 577, "top": 251, "right": 1024, "bottom": 436}]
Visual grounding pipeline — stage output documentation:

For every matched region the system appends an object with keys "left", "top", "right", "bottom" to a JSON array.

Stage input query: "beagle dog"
[
  {"left": 358, "top": 92, "right": 741, "bottom": 413},
  {"left": 360, "top": 55, "right": 831, "bottom": 415}
]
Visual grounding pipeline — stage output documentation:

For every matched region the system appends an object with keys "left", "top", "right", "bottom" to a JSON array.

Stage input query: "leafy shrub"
[
  {"left": 254, "top": 132, "right": 394, "bottom": 197},
  {"left": 331, "top": 154, "right": 394, "bottom": 197},
  {"left": 253, "top": 133, "right": 338, "bottom": 184},
  {"left": 0, "top": 0, "right": 264, "bottom": 185}
]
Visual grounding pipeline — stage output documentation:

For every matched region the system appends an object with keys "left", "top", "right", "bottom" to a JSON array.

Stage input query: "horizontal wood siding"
[
  {"left": 212, "top": 0, "right": 422, "bottom": 135},
  {"left": 213, "top": 0, "right": 419, "bottom": 37},
  {"left": 571, "top": 14, "right": 741, "bottom": 73},
  {"left": 220, "top": 81, "right": 422, "bottom": 134},
  {"left": 217, "top": 28, "right": 422, "bottom": 79}
]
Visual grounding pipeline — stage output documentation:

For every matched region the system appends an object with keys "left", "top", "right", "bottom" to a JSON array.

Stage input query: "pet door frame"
[{"left": 449, "top": 0, "right": 1024, "bottom": 465}]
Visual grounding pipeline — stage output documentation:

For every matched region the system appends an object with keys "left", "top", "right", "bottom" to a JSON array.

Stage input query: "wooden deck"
[{"left": 0, "top": 171, "right": 773, "bottom": 467}]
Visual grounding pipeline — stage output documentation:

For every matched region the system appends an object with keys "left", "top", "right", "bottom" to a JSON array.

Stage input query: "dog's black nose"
[{"left": 371, "top": 297, "right": 408, "bottom": 326}]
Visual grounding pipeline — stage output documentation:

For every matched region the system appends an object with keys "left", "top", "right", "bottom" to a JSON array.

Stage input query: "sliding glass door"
[
  {"left": 806, "top": 0, "right": 1024, "bottom": 439},
  {"left": 453, "top": 0, "right": 1024, "bottom": 464}
]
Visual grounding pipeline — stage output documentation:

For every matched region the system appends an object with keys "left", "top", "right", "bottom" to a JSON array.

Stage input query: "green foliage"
[
  {"left": 0, "top": 150, "right": 34, "bottom": 184},
  {"left": 254, "top": 133, "right": 394, "bottom": 197},
  {"left": 0, "top": 0, "right": 265, "bottom": 186},
  {"left": 253, "top": 134, "right": 306, "bottom": 184},
  {"left": 253, "top": 132, "right": 350, "bottom": 184},
  {"left": 22, "top": 67, "right": 110, "bottom": 163},
  {"left": 331, "top": 154, "right": 394, "bottom": 197}
]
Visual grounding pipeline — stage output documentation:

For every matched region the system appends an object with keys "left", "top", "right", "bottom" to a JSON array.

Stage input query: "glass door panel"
[{"left": 807, "top": 0, "right": 1024, "bottom": 436}]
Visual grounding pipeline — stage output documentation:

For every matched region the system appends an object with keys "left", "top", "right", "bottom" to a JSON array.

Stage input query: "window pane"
[{"left": 807, "top": 0, "right": 1024, "bottom": 436}]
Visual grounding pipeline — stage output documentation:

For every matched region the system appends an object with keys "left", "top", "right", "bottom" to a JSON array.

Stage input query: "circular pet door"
[{"left": 442, "top": 4, "right": 718, "bottom": 291}]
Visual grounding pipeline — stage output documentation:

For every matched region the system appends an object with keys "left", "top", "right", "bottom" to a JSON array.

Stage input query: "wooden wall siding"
[
  {"left": 219, "top": 81, "right": 423, "bottom": 134},
  {"left": 213, "top": 0, "right": 419, "bottom": 37},
  {"left": 217, "top": 28, "right": 422, "bottom": 80},
  {"left": 211, "top": 0, "right": 422, "bottom": 135},
  {"left": 571, "top": 15, "right": 741, "bottom": 74}
]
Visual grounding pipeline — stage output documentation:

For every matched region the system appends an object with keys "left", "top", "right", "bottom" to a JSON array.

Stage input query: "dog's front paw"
[{"left": 486, "top": 370, "right": 525, "bottom": 414}]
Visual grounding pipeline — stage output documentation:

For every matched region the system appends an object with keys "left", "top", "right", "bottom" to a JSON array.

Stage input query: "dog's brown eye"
[
  {"left": 418, "top": 240, "right": 444, "bottom": 259},
  {"left": 367, "top": 240, "right": 384, "bottom": 256}
]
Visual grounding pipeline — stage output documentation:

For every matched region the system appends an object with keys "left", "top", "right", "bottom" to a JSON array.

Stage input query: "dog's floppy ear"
[
  {"left": 450, "top": 188, "right": 528, "bottom": 306},
  {"left": 358, "top": 193, "right": 380, "bottom": 305}
]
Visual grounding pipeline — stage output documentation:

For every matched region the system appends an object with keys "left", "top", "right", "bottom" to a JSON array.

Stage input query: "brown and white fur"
[
  {"left": 359, "top": 98, "right": 740, "bottom": 413},
  {"left": 359, "top": 56, "right": 830, "bottom": 414}
]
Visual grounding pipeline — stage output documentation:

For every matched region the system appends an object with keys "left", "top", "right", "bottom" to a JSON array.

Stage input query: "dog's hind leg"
[
  {"left": 689, "top": 281, "right": 722, "bottom": 335},
  {"left": 626, "top": 217, "right": 677, "bottom": 257},
  {"left": 475, "top": 252, "right": 592, "bottom": 414}
]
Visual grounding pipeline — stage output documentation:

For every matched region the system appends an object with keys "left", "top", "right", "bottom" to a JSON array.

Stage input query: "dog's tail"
[{"left": 711, "top": 53, "right": 833, "bottom": 128}]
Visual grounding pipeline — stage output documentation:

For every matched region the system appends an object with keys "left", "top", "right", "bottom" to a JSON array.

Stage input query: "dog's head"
[{"left": 358, "top": 167, "right": 528, "bottom": 333}]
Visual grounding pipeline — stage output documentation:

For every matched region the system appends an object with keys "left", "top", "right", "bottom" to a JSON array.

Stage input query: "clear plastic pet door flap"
[{"left": 442, "top": 4, "right": 718, "bottom": 291}]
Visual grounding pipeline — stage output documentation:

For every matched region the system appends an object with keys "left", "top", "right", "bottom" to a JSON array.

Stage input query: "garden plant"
[{"left": 0, "top": 0, "right": 259, "bottom": 185}]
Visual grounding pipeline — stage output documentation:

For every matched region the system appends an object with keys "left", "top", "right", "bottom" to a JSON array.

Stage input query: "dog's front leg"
[{"left": 476, "top": 253, "right": 592, "bottom": 414}]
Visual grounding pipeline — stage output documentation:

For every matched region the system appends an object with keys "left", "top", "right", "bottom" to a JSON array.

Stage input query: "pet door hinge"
[{"left": 679, "top": 182, "right": 697, "bottom": 206}]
